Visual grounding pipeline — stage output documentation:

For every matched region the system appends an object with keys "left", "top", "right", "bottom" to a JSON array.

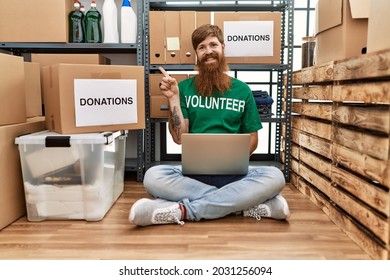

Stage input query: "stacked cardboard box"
[
  {"left": 31, "top": 54, "right": 111, "bottom": 105},
  {"left": 0, "top": 53, "right": 27, "bottom": 126},
  {"left": 314, "top": 0, "right": 390, "bottom": 65},
  {"left": 1, "top": 50, "right": 146, "bottom": 226},
  {"left": 0, "top": 117, "right": 46, "bottom": 230},
  {"left": 24, "top": 62, "right": 43, "bottom": 118},
  {"left": 0, "top": 52, "right": 47, "bottom": 230},
  {"left": 0, "top": 0, "right": 72, "bottom": 43},
  {"left": 367, "top": 0, "right": 390, "bottom": 53},
  {"left": 29, "top": 53, "right": 145, "bottom": 134},
  {"left": 18, "top": 55, "right": 145, "bottom": 221},
  {"left": 0, "top": 52, "right": 44, "bottom": 123},
  {"left": 43, "top": 63, "right": 145, "bottom": 134},
  {"left": 149, "top": 73, "right": 188, "bottom": 118},
  {"left": 149, "top": 11, "right": 281, "bottom": 65}
]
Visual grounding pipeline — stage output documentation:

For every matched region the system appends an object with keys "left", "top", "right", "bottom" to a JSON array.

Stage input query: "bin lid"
[{"left": 15, "top": 130, "right": 126, "bottom": 147}]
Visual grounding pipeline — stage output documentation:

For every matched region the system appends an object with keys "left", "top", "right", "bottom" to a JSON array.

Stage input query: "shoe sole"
[
  {"left": 276, "top": 194, "right": 291, "bottom": 219},
  {"left": 129, "top": 198, "right": 150, "bottom": 224}
]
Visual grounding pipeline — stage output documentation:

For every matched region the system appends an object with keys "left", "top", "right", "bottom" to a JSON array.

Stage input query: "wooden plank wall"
[{"left": 283, "top": 48, "right": 390, "bottom": 260}]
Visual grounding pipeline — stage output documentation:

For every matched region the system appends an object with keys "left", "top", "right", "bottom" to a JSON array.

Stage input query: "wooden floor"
[{"left": 0, "top": 173, "right": 371, "bottom": 260}]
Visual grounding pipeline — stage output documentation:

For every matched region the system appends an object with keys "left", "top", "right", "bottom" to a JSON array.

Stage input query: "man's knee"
[
  {"left": 263, "top": 166, "right": 286, "bottom": 192},
  {"left": 143, "top": 165, "right": 161, "bottom": 190}
]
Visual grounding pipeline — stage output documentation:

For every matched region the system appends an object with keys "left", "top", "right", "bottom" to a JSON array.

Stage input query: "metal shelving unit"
[
  {"left": 0, "top": 0, "right": 146, "bottom": 182},
  {"left": 0, "top": 43, "right": 140, "bottom": 54},
  {"left": 144, "top": 0, "right": 294, "bottom": 181}
]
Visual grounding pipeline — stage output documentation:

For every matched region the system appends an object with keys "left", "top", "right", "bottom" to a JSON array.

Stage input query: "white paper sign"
[
  {"left": 224, "top": 21, "right": 274, "bottom": 57},
  {"left": 74, "top": 79, "right": 137, "bottom": 127},
  {"left": 167, "top": 37, "right": 180, "bottom": 50}
]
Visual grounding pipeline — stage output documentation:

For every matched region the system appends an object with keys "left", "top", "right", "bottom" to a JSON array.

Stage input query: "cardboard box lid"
[{"left": 315, "top": 0, "right": 370, "bottom": 35}]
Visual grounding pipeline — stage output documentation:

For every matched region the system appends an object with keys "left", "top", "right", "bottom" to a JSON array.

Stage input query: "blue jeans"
[{"left": 143, "top": 165, "right": 286, "bottom": 221}]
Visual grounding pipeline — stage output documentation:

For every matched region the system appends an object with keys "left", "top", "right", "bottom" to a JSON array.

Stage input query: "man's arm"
[
  {"left": 249, "top": 131, "right": 258, "bottom": 155},
  {"left": 159, "top": 67, "right": 189, "bottom": 143}
]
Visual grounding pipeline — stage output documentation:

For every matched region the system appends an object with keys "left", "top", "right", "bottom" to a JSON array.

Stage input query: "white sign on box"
[
  {"left": 74, "top": 79, "right": 138, "bottom": 127},
  {"left": 224, "top": 21, "right": 274, "bottom": 57}
]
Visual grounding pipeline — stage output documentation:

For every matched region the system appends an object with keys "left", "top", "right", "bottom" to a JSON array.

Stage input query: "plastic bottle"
[
  {"left": 80, "top": 5, "right": 86, "bottom": 35},
  {"left": 68, "top": 0, "right": 85, "bottom": 43},
  {"left": 120, "top": 0, "right": 137, "bottom": 44},
  {"left": 85, "top": 0, "right": 102, "bottom": 43},
  {"left": 102, "top": 0, "right": 119, "bottom": 43}
]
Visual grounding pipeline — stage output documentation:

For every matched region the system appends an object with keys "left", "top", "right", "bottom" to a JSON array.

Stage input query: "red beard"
[{"left": 194, "top": 52, "right": 231, "bottom": 97}]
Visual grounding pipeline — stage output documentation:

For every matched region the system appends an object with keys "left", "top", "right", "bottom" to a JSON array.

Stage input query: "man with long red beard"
[{"left": 129, "top": 24, "right": 290, "bottom": 226}]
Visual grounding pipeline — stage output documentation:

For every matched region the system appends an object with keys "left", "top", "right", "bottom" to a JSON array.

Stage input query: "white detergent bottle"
[
  {"left": 102, "top": 0, "right": 119, "bottom": 43},
  {"left": 120, "top": 0, "right": 137, "bottom": 43}
]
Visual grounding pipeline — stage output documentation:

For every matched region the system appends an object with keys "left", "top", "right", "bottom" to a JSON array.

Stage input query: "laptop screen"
[{"left": 181, "top": 133, "right": 250, "bottom": 175}]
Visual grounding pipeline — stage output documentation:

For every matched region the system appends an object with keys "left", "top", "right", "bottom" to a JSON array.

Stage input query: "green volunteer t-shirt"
[{"left": 178, "top": 77, "right": 262, "bottom": 133}]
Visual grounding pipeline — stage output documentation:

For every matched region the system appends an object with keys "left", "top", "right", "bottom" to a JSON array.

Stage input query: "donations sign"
[
  {"left": 74, "top": 79, "right": 138, "bottom": 127},
  {"left": 223, "top": 21, "right": 274, "bottom": 57}
]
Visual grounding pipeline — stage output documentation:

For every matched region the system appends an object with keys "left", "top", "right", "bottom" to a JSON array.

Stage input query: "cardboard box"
[
  {"left": 149, "top": 74, "right": 163, "bottom": 95},
  {"left": 214, "top": 12, "right": 281, "bottom": 64},
  {"left": 180, "top": 11, "right": 197, "bottom": 64},
  {"left": 149, "top": 11, "right": 280, "bottom": 65},
  {"left": 31, "top": 54, "right": 111, "bottom": 68},
  {"left": 367, "top": 0, "right": 390, "bottom": 53},
  {"left": 165, "top": 11, "right": 182, "bottom": 65},
  {"left": 15, "top": 130, "right": 126, "bottom": 221},
  {"left": 31, "top": 54, "right": 111, "bottom": 105},
  {"left": 0, "top": 117, "right": 45, "bottom": 230},
  {"left": 149, "top": 11, "right": 166, "bottom": 64},
  {"left": 150, "top": 96, "right": 169, "bottom": 118},
  {"left": 43, "top": 64, "right": 145, "bottom": 134},
  {"left": 149, "top": 73, "right": 188, "bottom": 118},
  {"left": 0, "top": 0, "right": 72, "bottom": 43},
  {"left": 0, "top": 53, "right": 26, "bottom": 126},
  {"left": 24, "top": 62, "right": 43, "bottom": 118},
  {"left": 314, "top": 0, "right": 369, "bottom": 65},
  {"left": 196, "top": 12, "right": 211, "bottom": 28}
]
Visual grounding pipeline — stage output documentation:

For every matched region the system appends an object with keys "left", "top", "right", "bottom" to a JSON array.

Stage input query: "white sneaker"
[
  {"left": 243, "top": 194, "right": 290, "bottom": 220},
  {"left": 129, "top": 198, "right": 184, "bottom": 226}
]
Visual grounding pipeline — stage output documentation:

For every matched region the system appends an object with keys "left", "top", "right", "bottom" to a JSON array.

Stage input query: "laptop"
[{"left": 181, "top": 133, "right": 251, "bottom": 175}]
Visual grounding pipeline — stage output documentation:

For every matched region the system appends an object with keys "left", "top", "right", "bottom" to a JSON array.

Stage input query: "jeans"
[{"left": 143, "top": 165, "right": 286, "bottom": 221}]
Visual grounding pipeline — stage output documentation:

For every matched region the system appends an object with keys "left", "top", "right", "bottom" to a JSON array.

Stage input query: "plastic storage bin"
[{"left": 15, "top": 130, "right": 127, "bottom": 221}]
